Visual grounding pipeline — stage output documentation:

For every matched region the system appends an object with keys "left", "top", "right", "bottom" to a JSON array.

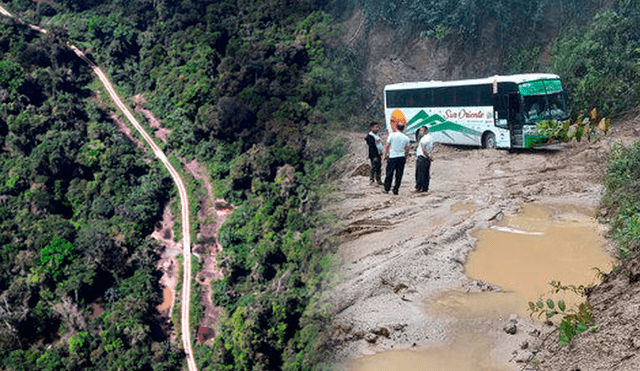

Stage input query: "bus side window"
[
  {"left": 496, "top": 94, "right": 509, "bottom": 119},
  {"left": 508, "top": 93, "right": 520, "bottom": 120},
  {"left": 435, "top": 87, "right": 454, "bottom": 106}
]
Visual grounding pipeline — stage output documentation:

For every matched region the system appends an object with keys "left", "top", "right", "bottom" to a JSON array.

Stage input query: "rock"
[
  {"left": 352, "top": 330, "right": 366, "bottom": 340},
  {"left": 374, "top": 326, "right": 391, "bottom": 338},
  {"left": 351, "top": 163, "right": 370, "bottom": 177},
  {"left": 482, "top": 207, "right": 503, "bottom": 221},
  {"left": 515, "top": 351, "right": 534, "bottom": 363},
  {"left": 364, "top": 333, "right": 378, "bottom": 343},
  {"left": 504, "top": 315, "right": 518, "bottom": 334},
  {"left": 504, "top": 322, "right": 517, "bottom": 335},
  {"left": 393, "top": 283, "right": 409, "bottom": 293}
]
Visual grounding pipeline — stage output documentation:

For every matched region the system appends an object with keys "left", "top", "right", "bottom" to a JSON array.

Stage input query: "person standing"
[
  {"left": 383, "top": 121, "right": 411, "bottom": 195},
  {"left": 365, "top": 121, "right": 383, "bottom": 185},
  {"left": 415, "top": 126, "right": 435, "bottom": 193}
]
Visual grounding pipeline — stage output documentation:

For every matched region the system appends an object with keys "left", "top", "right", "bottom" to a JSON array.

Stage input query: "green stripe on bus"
[
  {"left": 519, "top": 79, "right": 562, "bottom": 96},
  {"left": 406, "top": 110, "right": 481, "bottom": 137},
  {"left": 429, "top": 121, "right": 481, "bottom": 136},
  {"left": 524, "top": 134, "right": 546, "bottom": 148}
]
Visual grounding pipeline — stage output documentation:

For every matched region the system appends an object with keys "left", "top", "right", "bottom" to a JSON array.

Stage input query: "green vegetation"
[
  {"left": 528, "top": 281, "right": 596, "bottom": 345},
  {"left": 342, "top": 0, "right": 596, "bottom": 52},
  {"left": 0, "top": 18, "right": 182, "bottom": 370},
  {"left": 2, "top": 0, "right": 358, "bottom": 370},
  {"left": 3, "top": 0, "right": 640, "bottom": 368},
  {"left": 526, "top": 2, "right": 640, "bottom": 348},
  {"left": 544, "top": 1, "right": 640, "bottom": 261},
  {"left": 603, "top": 139, "right": 640, "bottom": 259},
  {"left": 550, "top": 2, "right": 640, "bottom": 117},
  {"left": 534, "top": 107, "right": 610, "bottom": 145}
]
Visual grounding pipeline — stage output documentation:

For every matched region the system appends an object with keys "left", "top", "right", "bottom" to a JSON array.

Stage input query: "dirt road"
[
  {"left": 71, "top": 48, "right": 197, "bottom": 371},
  {"left": 0, "top": 7, "right": 198, "bottom": 370},
  {"left": 327, "top": 127, "right": 632, "bottom": 367}
]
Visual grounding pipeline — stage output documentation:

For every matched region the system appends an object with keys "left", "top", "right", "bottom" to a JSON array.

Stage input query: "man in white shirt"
[
  {"left": 415, "top": 126, "right": 435, "bottom": 193},
  {"left": 383, "top": 122, "right": 411, "bottom": 195}
]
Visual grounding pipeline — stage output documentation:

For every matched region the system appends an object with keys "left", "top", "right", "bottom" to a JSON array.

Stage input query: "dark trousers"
[
  {"left": 370, "top": 156, "right": 382, "bottom": 183},
  {"left": 415, "top": 155, "right": 431, "bottom": 192},
  {"left": 384, "top": 156, "right": 406, "bottom": 194}
]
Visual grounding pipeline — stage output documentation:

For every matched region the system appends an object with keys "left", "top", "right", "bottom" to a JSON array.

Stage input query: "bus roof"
[{"left": 384, "top": 73, "right": 561, "bottom": 91}]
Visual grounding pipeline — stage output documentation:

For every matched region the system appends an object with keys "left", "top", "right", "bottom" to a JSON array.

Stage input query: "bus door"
[{"left": 496, "top": 93, "right": 524, "bottom": 148}]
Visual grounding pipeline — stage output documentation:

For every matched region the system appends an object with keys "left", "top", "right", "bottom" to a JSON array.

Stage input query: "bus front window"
[
  {"left": 523, "top": 96, "right": 546, "bottom": 123},
  {"left": 522, "top": 93, "right": 567, "bottom": 124},
  {"left": 546, "top": 92, "right": 568, "bottom": 121}
]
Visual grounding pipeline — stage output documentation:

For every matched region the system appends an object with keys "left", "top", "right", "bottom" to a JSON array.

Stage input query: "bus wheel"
[{"left": 483, "top": 133, "right": 496, "bottom": 149}]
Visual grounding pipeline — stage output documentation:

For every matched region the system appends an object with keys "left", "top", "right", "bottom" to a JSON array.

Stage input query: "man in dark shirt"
[{"left": 365, "top": 121, "right": 383, "bottom": 185}]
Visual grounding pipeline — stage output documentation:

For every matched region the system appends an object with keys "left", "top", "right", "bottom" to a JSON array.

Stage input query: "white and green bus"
[{"left": 383, "top": 73, "right": 568, "bottom": 149}]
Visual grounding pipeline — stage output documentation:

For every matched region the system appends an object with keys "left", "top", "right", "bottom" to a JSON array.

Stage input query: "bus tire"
[{"left": 483, "top": 132, "right": 496, "bottom": 149}]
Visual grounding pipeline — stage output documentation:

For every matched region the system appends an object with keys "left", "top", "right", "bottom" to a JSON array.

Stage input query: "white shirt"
[
  {"left": 416, "top": 133, "right": 435, "bottom": 158},
  {"left": 387, "top": 131, "right": 410, "bottom": 158}
]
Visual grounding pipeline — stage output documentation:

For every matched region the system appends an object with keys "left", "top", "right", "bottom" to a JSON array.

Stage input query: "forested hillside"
[
  {"left": 0, "top": 19, "right": 181, "bottom": 370},
  {"left": 1, "top": 0, "right": 640, "bottom": 370},
  {"left": 1, "top": 1, "right": 360, "bottom": 370}
]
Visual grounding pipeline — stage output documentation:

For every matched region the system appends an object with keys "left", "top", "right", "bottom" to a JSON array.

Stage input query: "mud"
[
  {"left": 121, "top": 95, "right": 228, "bottom": 344},
  {"left": 182, "top": 159, "right": 229, "bottom": 336},
  {"left": 325, "top": 124, "right": 634, "bottom": 369},
  {"left": 466, "top": 204, "right": 614, "bottom": 315},
  {"left": 153, "top": 206, "right": 181, "bottom": 341}
]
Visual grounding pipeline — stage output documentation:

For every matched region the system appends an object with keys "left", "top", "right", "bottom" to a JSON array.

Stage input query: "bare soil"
[
  {"left": 183, "top": 159, "right": 229, "bottom": 339},
  {"left": 325, "top": 120, "right": 638, "bottom": 369},
  {"left": 112, "top": 94, "right": 228, "bottom": 343},
  {"left": 152, "top": 206, "right": 181, "bottom": 341},
  {"left": 132, "top": 94, "right": 172, "bottom": 143}
]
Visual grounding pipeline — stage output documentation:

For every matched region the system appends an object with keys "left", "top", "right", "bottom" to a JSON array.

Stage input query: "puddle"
[
  {"left": 465, "top": 203, "right": 613, "bottom": 314},
  {"left": 158, "top": 286, "right": 174, "bottom": 312},
  {"left": 348, "top": 327, "right": 508, "bottom": 371},
  {"left": 166, "top": 249, "right": 181, "bottom": 257},
  {"left": 430, "top": 291, "right": 521, "bottom": 319},
  {"left": 348, "top": 204, "right": 613, "bottom": 371}
]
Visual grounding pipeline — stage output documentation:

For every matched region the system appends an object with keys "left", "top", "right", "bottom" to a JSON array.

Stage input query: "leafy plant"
[
  {"left": 528, "top": 280, "right": 596, "bottom": 345},
  {"left": 550, "top": 4, "right": 640, "bottom": 117},
  {"left": 534, "top": 107, "right": 610, "bottom": 144},
  {"left": 602, "top": 137, "right": 640, "bottom": 258}
]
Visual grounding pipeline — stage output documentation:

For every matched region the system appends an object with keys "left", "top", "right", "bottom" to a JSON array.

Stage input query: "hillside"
[{"left": 1, "top": 1, "right": 640, "bottom": 371}]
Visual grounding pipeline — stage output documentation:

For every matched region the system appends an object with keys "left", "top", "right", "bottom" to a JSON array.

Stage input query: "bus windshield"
[{"left": 519, "top": 79, "right": 568, "bottom": 124}]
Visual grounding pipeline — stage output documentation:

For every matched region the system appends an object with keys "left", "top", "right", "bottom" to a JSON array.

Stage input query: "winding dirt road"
[
  {"left": 0, "top": 6, "right": 197, "bottom": 371},
  {"left": 71, "top": 47, "right": 197, "bottom": 371}
]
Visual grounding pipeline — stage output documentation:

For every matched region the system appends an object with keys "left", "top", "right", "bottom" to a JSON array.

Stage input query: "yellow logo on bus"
[{"left": 390, "top": 109, "right": 406, "bottom": 132}]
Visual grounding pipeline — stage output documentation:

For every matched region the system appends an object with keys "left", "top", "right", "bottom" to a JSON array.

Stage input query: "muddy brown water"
[
  {"left": 348, "top": 204, "right": 613, "bottom": 371},
  {"left": 158, "top": 286, "right": 174, "bottom": 312}
]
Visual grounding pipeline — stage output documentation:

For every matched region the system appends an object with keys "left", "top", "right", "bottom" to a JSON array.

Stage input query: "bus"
[{"left": 383, "top": 73, "right": 568, "bottom": 149}]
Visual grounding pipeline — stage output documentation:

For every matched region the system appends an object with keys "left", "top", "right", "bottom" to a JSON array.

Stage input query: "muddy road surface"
[{"left": 325, "top": 127, "right": 632, "bottom": 369}]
